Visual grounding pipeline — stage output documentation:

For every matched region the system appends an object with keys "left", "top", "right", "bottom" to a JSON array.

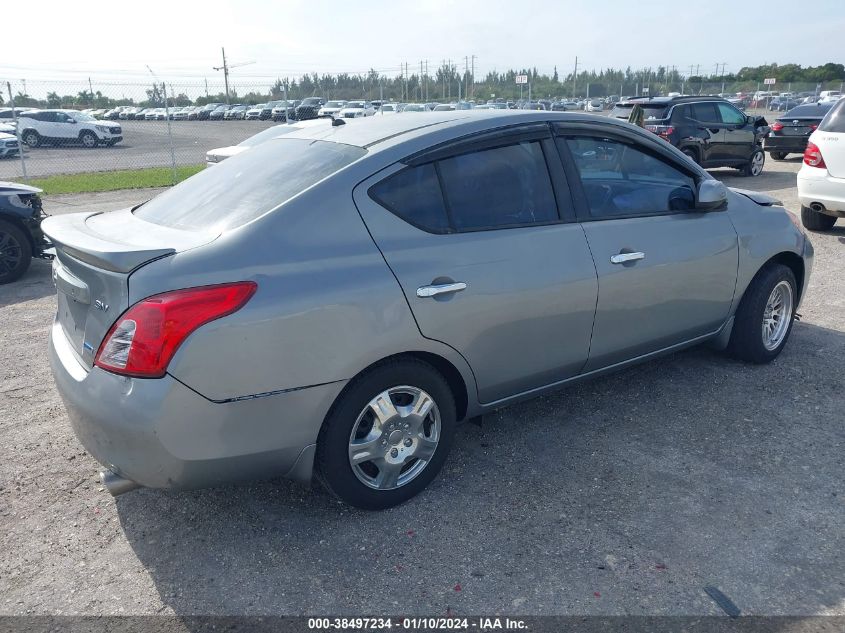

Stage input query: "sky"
[{"left": 2, "top": 0, "right": 844, "bottom": 96}]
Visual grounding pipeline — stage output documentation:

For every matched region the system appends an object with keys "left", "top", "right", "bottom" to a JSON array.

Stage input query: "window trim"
[
  {"left": 368, "top": 125, "right": 578, "bottom": 234},
  {"left": 554, "top": 130, "right": 703, "bottom": 223}
]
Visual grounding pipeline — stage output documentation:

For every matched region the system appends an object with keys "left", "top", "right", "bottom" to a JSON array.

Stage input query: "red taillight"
[
  {"left": 803, "top": 142, "right": 827, "bottom": 169},
  {"left": 770, "top": 122, "right": 784, "bottom": 132},
  {"left": 94, "top": 282, "right": 257, "bottom": 378},
  {"left": 645, "top": 124, "right": 674, "bottom": 140},
  {"left": 809, "top": 123, "right": 818, "bottom": 131}
]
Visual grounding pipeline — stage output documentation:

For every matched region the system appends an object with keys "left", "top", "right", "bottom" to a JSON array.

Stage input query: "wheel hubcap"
[
  {"left": 348, "top": 385, "right": 441, "bottom": 490},
  {"left": 762, "top": 280, "right": 793, "bottom": 351},
  {"left": 751, "top": 152, "right": 764, "bottom": 175}
]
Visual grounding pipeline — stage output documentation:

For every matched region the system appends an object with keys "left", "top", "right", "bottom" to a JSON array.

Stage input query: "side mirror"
[
  {"left": 746, "top": 114, "right": 755, "bottom": 125},
  {"left": 68, "top": 119, "right": 77, "bottom": 124},
  {"left": 697, "top": 180, "right": 728, "bottom": 210}
]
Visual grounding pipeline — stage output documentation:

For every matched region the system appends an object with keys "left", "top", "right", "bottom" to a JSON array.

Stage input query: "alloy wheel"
[
  {"left": 0, "top": 230, "right": 22, "bottom": 276},
  {"left": 761, "top": 280, "right": 793, "bottom": 351}
]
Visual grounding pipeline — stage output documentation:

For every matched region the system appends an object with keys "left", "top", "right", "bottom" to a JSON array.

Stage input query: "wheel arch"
[
  {"left": 326, "top": 351, "right": 471, "bottom": 426},
  {"left": 765, "top": 251, "right": 805, "bottom": 302}
]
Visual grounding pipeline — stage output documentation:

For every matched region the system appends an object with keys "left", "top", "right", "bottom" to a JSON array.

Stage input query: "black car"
[
  {"left": 764, "top": 102, "right": 834, "bottom": 160},
  {"left": 294, "top": 97, "right": 326, "bottom": 121},
  {"left": 610, "top": 96, "right": 769, "bottom": 176},
  {"left": 196, "top": 103, "right": 224, "bottom": 121},
  {"left": 0, "top": 181, "right": 52, "bottom": 284}
]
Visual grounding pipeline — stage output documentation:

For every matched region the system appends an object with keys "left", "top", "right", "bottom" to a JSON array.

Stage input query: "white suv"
[
  {"left": 797, "top": 98, "right": 845, "bottom": 230},
  {"left": 18, "top": 109, "right": 122, "bottom": 148}
]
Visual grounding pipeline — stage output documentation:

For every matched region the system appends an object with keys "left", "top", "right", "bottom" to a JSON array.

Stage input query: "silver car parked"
[{"left": 45, "top": 112, "right": 813, "bottom": 509}]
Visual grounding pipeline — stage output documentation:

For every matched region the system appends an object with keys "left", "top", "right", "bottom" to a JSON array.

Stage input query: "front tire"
[
  {"left": 741, "top": 148, "right": 765, "bottom": 177},
  {"left": 770, "top": 151, "right": 787, "bottom": 160},
  {"left": 800, "top": 205, "right": 837, "bottom": 231},
  {"left": 79, "top": 131, "right": 98, "bottom": 148},
  {"left": 727, "top": 264, "right": 797, "bottom": 364},
  {"left": 0, "top": 220, "right": 33, "bottom": 284},
  {"left": 681, "top": 147, "right": 700, "bottom": 165},
  {"left": 316, "top": 359, "right": 456, "bottom": 510}
]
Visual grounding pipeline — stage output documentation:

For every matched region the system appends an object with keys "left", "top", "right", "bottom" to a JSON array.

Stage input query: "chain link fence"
[
  {"left": 0, "top": 79, "right": 292, "bottom": 182},
  {"left": 2, "top": 75, "right": 842, "bottom": 183}
]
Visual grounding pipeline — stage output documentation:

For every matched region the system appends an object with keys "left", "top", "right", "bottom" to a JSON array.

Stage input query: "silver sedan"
[{"left": 45, "top": 112, "right": 813, "bottom": 509}]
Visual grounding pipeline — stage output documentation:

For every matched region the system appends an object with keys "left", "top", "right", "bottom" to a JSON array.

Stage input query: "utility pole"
[
  {"left": 204, "top": 77, "right": 209, "bottom": 97},
  {"left": 425, "top": 60, "right": 429, "bottom": 101},
  {"left": 88, "top": 77, "right": 94, "bottom": 106},
  {"left": 214, "top": 47, "right": 231, "bottom": 104},
  {"left": 572, "top": 56, "right": 578, "bottom": 98},
  {"left": 448, "top": 59, "right": 452, "bottom": 100},
  {"left": 465, "top": 56, "right": 469, "bottom": 101},
  {"left": 471, "top": 55, "right": 476, "bottom": 100}
]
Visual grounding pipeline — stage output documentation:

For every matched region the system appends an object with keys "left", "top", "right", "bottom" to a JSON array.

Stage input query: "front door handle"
[
  {"left": 610, "top": 252, "right": 645, "bottom": 265},
  {"left": 417, "top": 282, "right": 467, "bottom": 298}
]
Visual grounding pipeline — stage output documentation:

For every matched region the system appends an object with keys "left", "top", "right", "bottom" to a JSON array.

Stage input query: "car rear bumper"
[
  {"left": 49, "top": 321, "right": 344, "bottom": 491},
  {"left": 763, "top": 136, "right": 809, "bottom": 153},
  {"left": 797, "top": 166, "right": 845, "bottom": 215}
]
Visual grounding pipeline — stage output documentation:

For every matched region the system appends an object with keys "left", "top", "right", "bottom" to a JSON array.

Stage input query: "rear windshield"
[
  {"left": 818, "top": 100, "right": 845, "bottom": 133},
  {"left": 784, "top": 104, "right": 832, "bottom": 118},
  {"left": 134, "top": 139, "right": 366, "bottom": 231},
  {"left": 610, "top": 103, "right": 669, "bottom": 120}
]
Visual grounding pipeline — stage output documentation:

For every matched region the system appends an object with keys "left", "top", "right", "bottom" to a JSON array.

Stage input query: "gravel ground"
[{"left": 0, "top": 157, "right": 843, "bottom": 616}]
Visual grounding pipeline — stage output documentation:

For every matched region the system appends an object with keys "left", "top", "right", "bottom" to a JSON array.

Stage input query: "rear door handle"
[
  {"left": 610, "top": 252, "right": 645, "bottom": 265},
  {"left": 417, "top": 282, "right": 467, "bottom": 298}
]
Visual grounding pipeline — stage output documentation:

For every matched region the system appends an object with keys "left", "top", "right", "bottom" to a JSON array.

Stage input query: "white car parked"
[
  {"left": 338, "top": 101, "right": 376, "bottom": 119},
  {"left": 797, "top": 98, "right": 845, "bottom": 230},
  {"left": 17, "top": 110, "right": 122, "bottom": 148},
  {"left": 317, "top": 100, "right": 347, "bottom": 117},
  {"left": 585, "top": 100, "right": 604, "bottom": 112}
]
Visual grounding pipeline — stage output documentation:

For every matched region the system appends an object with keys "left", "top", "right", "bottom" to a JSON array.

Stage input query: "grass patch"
[{"left": 31, "top": 164, "right": 204, "bottom": 195}]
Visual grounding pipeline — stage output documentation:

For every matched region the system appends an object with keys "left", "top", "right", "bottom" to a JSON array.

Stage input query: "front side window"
[
  {"left": 562, "top": 137, "right": 696, "bottom": 218},
  {"left": 438, "top": 141, "right": 558, "bottom": 230},
  {"left": 717, "top": 103, "right": 746, "bottom": 125}
]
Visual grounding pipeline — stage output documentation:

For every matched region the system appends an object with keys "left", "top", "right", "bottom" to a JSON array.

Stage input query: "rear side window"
[
  {"left": 691, "top": 103, "right": 720, "bottom": 123},
  {"left": 370, "top": 140, "right": 560, "bottom": 233},
  {"left": 134, "top": 139, "right": 366, "bottom": 231},
  {"left": 819, "top": 99, "right": 845, "bottom": 133},
  {"left": 370, "top": 164, "right": 450, "bottom": 233}
]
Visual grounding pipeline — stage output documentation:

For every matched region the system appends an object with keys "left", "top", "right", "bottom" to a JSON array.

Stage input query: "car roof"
[
  {"left": 620, "top": 96, "right": 729, "bottom": 105},
  {"left": 276, "top": 110, "right": 652, "bottom": 151}
]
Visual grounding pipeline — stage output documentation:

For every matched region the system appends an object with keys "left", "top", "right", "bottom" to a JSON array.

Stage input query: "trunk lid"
[{"left": 42, "top": 208, "right": 218, "bottom": 367}]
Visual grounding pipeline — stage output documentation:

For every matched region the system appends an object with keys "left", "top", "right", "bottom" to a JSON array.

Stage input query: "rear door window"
[
  {"left": 438, "top": 141, "right": 559, "bottom": 230},
  {"left": 691, "top": 103, "right": 720, "bottom": 123},
  {"left": 134, "top": 139, "right": 366, "bottom": 231}
]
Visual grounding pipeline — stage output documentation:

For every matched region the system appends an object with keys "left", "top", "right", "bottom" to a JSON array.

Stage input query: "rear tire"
[
  {"left": 0, "top": 220, "right": 33, "bottom": 284},
  {"left": 770, "top": 151, "right": 787, "bottom": 160},
  {"left": 741, "top": 148, "right": 765, "bottom": 176},
  {"left": 727, "top": 264, "right": 797, "bottom": 364},
  {"left": 21, "top": 130, "right": 41, "bottom": 148},
  {"left": 800, "top": 205, "right": 837, "bottom": 231},
  {"left": 681, "top": 147, "right": 700, "bottom": 165},
  {"left": 316, "top": 359, "right": 456, "bottom": 510}
]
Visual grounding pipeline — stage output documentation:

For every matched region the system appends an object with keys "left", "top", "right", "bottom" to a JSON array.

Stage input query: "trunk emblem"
[{"left": 94, "top": 299, "right": 110, "bottom": 312}]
